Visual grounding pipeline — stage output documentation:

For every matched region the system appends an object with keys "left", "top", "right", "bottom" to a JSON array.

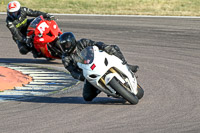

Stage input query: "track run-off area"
[
  {"left": 0, "top": 63, "right": 78, "bottom": 101},
  {"left": 0, "top": 14, "right": 200, "bottom": 133}
]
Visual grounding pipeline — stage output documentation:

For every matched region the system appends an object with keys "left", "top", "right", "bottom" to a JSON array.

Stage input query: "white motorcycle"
[{"left": 77, "top": 46, "right": 144, "bottom": 104}]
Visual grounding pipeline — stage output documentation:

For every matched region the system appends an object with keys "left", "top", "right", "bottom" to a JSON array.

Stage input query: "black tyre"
[
  {"left": 137, "top": 84, "right": 144, "bottom": 99},
  {"left": 108, "top": 77, "right": 139, "bottom": 105}
]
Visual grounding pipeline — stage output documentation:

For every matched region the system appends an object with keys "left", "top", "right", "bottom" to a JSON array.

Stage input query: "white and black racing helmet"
[{"left": 7, "top": 1, "right": 21, "bottom": 20}]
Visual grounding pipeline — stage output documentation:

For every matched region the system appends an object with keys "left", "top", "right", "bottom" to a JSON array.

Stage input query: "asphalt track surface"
[{"left": 0, "top": 14, "right": 200, "bottom": 133}]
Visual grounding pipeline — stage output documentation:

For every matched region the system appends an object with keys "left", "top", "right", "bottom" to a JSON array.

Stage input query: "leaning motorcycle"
[
  {"left": 27, "top": 15, "right": 63, "bottom": 59},
  {"left": 77, "top": 46, "right": 144, "bottom": 104}
]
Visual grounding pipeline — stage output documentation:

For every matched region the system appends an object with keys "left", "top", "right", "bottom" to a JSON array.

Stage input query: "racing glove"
[
  {"left": 62, "top": 55, "right": 71, "bottom": 68},
  {"left": 46, "top": 14, "right": 55, "bottom": 20}
]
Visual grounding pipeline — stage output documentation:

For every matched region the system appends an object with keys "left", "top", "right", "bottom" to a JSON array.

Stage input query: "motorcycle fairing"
[
  {"left": 77, "top": 46, "right": 138, "bottom": 96},
  {"left": 27, "top": 15, "right": 62, "bottom": 58}
]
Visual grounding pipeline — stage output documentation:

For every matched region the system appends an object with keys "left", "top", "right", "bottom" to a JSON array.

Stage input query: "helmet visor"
[
  {"left": 63, "top": 41, "right": 72, "bottom": 49},
  {"left": 8, "top": 10, "right": 20, "bottom": 19}
]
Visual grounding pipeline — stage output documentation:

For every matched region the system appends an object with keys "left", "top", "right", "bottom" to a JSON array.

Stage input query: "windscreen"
[
  {"left": 78, "top": 46, "right": 94, "bottom": 64},
  {"left": 28, "top": 16, "right": 43, "bottom": 30}
]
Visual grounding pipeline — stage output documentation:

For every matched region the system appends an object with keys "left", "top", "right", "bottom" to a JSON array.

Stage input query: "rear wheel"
[{"left": 108, "top": 77, "right": 139, "bottom": 104}]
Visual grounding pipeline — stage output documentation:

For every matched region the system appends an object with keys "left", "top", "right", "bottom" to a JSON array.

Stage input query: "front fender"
[{"left": 105, "top": 73, "right": 125, "bottom": 85}]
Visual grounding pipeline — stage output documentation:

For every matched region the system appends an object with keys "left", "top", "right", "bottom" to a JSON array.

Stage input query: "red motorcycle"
[{"left": 27, "top": 15, "right": 63, "bottom": 59}]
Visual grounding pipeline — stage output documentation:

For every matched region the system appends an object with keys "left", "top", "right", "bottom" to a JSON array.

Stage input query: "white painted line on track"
[
  {"left": 0, "top": 63, "right": 78, "bottom": 102},
  {"left": 29, "top": 74, "right": 68, "bottom": 77},
  {"left": 8, "top": 67, "right": 38, "bottom": 69},
  {"left": 28, "top": 82, "right": 69, "bottom": 84},
  {"left": 22, "top": 71, "right": 64, "bottom": 74},
  {"left": 24, "top": 83, "right": 68, "bottom": 86},
  {"left": 53, "top": 13, "right": 200, "bottom": 19},
  {"left": 32, "top": 77, "right": 69, "bottom": 80},
  {"left": 1, "top": 12, "right": 200, "bottom": 18},
  {"left": 33, "top": 80, "right": 73, "bottom": 82},
  {"left": 15, "top": 86, "right": 63, "bottom": 90}
]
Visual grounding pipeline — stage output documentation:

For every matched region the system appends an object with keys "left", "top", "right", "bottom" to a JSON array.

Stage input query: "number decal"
[{"left": 37, "top": 22, "right": 49, "bottom": 34}]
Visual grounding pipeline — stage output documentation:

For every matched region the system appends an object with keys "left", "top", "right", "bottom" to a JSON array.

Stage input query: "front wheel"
[
  {"left": 137, "top": 84, "right": 144, "bottom": 99},
  {"left": 108, "top": 77, "right": 139, "bottom": 105}
]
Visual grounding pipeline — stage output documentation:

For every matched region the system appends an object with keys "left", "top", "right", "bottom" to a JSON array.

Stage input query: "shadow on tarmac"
[
  {"left": 2, "top": 95, "right": 128, "bottom": 105},
  {"left": 25, "top": 96, "right": 127, "bottom": 105}
]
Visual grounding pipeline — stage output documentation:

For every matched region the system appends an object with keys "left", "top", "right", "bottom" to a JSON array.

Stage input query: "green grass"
[{"left": 1, "top": 0, "right": 200, "bottom": 16}]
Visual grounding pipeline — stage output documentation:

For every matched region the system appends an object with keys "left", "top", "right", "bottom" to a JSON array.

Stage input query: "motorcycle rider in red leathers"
[
  {"left": 6, "top": 1, "right": 55, "bottom": 56},
  {"left": 59, "top": 32, "right": 139, "bottom": 102}
]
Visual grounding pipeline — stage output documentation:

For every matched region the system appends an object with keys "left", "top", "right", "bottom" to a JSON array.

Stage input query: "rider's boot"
[
  {"left": 128, "top": 64, "right": 139, "bottom": 73},
  {"left": 116, "top": 53, "right": 139, "bottom": 73},
  {"left": 116, "top": 51, "right": 139, "bottom": 73},
  {"left": 17, "top": 41, "right": 30, "bottom": 55}
]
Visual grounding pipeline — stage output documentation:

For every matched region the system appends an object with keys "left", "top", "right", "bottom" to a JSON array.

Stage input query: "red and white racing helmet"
[{"left": 7, "top": 1, "right": 21, "bottom": 20}]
